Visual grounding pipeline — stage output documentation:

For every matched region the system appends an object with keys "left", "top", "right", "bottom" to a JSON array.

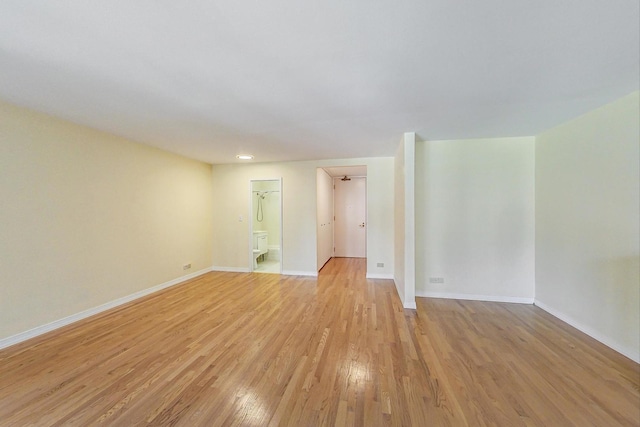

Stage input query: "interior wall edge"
[
  {"left": 391, "top": 278, "right": 405, "bottom": 308},
  {"left": 211, "top": 266, "right": 251, "bottom": 273},
  {"left": 365, "top": 273, "right": 394, "bottom": 280},
  {"left": 534, "top": 299, "right": 640, "bottom": 364},
  {"left": 281, "top": 270, "right": 318, "bottom": 277},
  {"left": 0, "top": 267, "right": 214, "bottom": 350},
  {"left": 416, "top": 291, "right": 534, "bottom": 305}
]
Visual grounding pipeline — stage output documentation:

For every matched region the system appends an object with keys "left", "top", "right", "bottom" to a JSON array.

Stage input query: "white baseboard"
[
  {"left": 416, "top": 291, "right": 534, "bottom": 305},
  {"left": 212, "top": 266, "right": 317, "bottom": 277},
  {"left": 393, "top": 279, "right": 404, "bottom": 306},
  {"left": 534, "top": 299, "right": 640, "bottom": 364},
  {"left": 282, "top": 270, "right": 318, "bottom": 277},
  {"left": 211, "top": 266, "right": 251, "bottom": 273},
  {"left": 0, "top": 267, "right": 213, "bottom": 351},
  {"left": 389, "top": 279, "right": 416, "bottom": 309},
  {"left": 366, "top": 273, "right": 394, "bottom": 279},
  {"left": 403, "top": 300, "right": 417, "bottom": 310}
]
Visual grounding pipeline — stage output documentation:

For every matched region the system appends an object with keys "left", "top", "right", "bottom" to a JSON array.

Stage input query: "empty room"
[{"left": 0, "top": 2, "right": 638, "bottom": 426}]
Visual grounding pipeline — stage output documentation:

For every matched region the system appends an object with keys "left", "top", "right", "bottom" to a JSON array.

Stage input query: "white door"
[{"left": 334, "top": 177, "right": 366, "bottom": 257}]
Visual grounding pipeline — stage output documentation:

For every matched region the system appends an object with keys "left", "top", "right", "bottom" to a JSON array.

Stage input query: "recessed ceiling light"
[{"left": 236, "top": 154, "right": 254, "bottom": 160}]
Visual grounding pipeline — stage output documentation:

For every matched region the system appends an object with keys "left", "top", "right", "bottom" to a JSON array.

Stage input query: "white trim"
[
  {"left": 403, "top": 300, "right": 417, "bottom": 310},
  {"left": 211, "top": 266, "right": 251, "bottom": 273},
  {"left": 390, "top": 278, "right": 416, "bottom": 309},
  {"left": 393, "top": 276, "right": 405, "bottom": 304},
  {"left": 403, "top": 133, "right": 416, "bottom": 305},
  {"left": 0, "top": 267, "right": 213, "bottom": 351},
  {"left": 416, "top": 291, "right": 534, "bottom": 305},
  {"left": 282, "top": 270, "right": 318, "bottom": 277},
  {"left": 534, "top": 299, "right": 640, "bottom": 364},
  {"left": 366, "top": 273, "right": 394, "bottom": 280}
]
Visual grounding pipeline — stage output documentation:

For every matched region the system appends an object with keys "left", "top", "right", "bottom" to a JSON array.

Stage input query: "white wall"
[
  {"left": 0, "top": 100, "right": 214, "bottom": 341},
  {"left": 394, "top": 133, "right": 417, "bottom": 308},
  {"left": 535, "top": 91, "right": 639, "bottom": 362},
  {"left": 364, "top": 160, "right": 395, "bottom": 279},
  {"left": 211, "top": 157, "right": 394, "bottom": 277},
  {"left": 316, "top": 168, "right": 334, "bottom": 270},
  {"left": 415, "top": 137, "right": 536, "bottom": 302},
  {"left": 394, "top": 139, "right": 406, "bottom": 303}
]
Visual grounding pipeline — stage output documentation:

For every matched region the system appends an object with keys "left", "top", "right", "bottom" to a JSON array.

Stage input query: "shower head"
[{"left": 341, "top": 175, "right": 351, "bottom": 181}]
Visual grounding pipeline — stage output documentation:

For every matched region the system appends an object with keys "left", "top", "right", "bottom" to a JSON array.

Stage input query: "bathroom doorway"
[{"left": 250, "top": 179, "right": 282, "bottom": 274}]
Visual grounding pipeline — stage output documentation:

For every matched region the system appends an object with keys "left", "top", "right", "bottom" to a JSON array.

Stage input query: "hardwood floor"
[{"left": 0, "top": 258, "right": 638, "bottom": 426}]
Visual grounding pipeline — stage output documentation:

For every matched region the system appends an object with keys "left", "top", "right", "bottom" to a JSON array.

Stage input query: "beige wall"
[
  {"left": 415, "top": 137, "right": 536, "bottom": 302},
  {"left": 211, "top": 157, "right": 394, "bottom": 276},
  {"left": 535, "top": 91, "right": 639, "bottom": 362},
  {"left": 0, "top": 100, "right": 214, "bottom": 341}
]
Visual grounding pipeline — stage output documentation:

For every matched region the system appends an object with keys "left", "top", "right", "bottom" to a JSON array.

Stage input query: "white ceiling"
[{"left": 0, "top": 1, "right": 638, "bottom": 165}]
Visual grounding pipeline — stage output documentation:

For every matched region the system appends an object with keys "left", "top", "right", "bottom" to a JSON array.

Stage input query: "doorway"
[
  {"left": 334, "top": 176, "right": 366, "bottom": 257},
  {"left": 316, "top": 166, "right": 367, "bottom": 271},
  {"left": 250, "top": 179, "right": 282, "bottom": 274}
]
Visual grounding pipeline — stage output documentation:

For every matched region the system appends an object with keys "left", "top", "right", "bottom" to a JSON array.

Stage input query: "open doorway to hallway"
[{"left": 316, "top": 166, "right": 367, "bottom": 272}]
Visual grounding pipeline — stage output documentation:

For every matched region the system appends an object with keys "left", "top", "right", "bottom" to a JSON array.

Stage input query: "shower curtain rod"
[{"left": 252, "top": 190, "right": 280, "bottom": 193}]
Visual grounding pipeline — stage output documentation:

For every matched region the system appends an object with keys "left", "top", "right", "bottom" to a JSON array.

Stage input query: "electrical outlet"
[
  {"left": 429, "top": 277, "right": 444, "bottom": 284},
  {"left": 377, "top": 262, "right": 384, "bottom": 267},
  {"left": 183, "top": 263, "right": 192, "bottom": 270}
]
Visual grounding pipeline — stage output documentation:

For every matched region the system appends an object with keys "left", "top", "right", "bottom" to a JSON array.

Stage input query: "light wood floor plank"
[{"left": 0, "top": 258, "right": 638, "bottom": 426}]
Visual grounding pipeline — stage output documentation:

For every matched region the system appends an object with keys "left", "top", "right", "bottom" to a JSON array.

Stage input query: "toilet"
[{"left": 253, "top": 231, "right": 268, "bottom": 269}]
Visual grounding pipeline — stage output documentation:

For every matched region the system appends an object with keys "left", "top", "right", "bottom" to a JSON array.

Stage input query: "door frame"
[
  {"left": 333, "top": 176, "right": 367, "bottom": 258},
  {"left": 249, "top": 178, "right": 283, "bottom": 273}
]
